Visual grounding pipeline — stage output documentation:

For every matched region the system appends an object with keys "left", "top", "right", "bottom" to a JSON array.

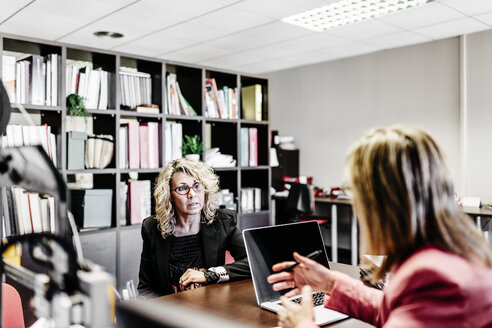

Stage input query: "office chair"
[
  {"left": 285, "top": 183, "right": 328, "bottom": 225},
  {"left": 2, "top": 283, "right": 25, "bottom": 328}
]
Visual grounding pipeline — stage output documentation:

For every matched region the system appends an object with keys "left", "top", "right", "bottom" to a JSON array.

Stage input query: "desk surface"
[{"left": 157, "top": 262, "right": 373, "bottom": 328}]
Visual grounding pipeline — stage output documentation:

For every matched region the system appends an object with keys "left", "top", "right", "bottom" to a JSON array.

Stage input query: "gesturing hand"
[
  {"left": 179, "top": 268, "right": 207, "bottom": 290},
  {"left": 278, "top": 286, "right": 315, "bottom": 328},
  {"left": 267, "top": 252, "right": 335, "bottom": 298}
]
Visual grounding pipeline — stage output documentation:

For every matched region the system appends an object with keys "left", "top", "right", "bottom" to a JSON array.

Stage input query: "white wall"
[
  {"left": 466, "top": 30, "right": 492, "bottom": 202},
  {"left": 268, "top": 37, "right": 462, "bottom": 195}
]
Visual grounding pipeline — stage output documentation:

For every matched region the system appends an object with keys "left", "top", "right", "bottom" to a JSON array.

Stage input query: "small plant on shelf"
[
  {"left": 66, "top": 93, "right": 88, "bottom": 118},
  {"left": 182, "top": 135, "right": 203, "bottom": 161}
]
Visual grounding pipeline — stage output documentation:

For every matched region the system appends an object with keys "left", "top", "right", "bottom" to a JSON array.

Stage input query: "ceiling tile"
[
  {"left": 234, "top": 0, "right": 331, "bottom": 19},
  {"left": 415, "top": 16, "right": 491, "bottom": 40},
  {"left": 114, "top": 21, "right": 229, "bottom": 57},
  {"left": 326, "top": 20, "right": 402, "bottom": 41},
  {"left": 473, "top": 12, "right": 492, "bottom": 27},
  {"left": 191, "top": 21, "right": 316, "bottom": 59},
  {"left": 0, "top": 0, "right": 32, "bottom": 24},
  {"left": 440, "top": 0, "right": 492, "bottom": 16},
  {"left": 321, "top": 42, "right": 381, "bottom": 58},
  {"left": 190, "top": 6, "right": 274, "bottom": 32},
  {"left": 278, "top": 33, "right": 351, "bottom": 52},
  {"left": 160, "top": 43, "right": 232, "bottom": 63},
  {"left": 0, "top": 0, "right": 136, "bottom": 40},
  {"left": 378, "top": 2, "right": 464, "bottom": 30},
  {"left": 59, "top": 0, "right": 226, "bottom": 48},
  {"left": 365, "top": 31, "right": 432, "bottom": 49}
]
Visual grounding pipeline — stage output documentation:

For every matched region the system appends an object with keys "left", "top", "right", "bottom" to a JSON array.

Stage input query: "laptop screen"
[{"left": 243, "top": 221, "right": 330, "bottom": 304}]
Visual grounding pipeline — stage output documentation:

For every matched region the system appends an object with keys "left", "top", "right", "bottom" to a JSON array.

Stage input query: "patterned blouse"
[{"left": 168, "top": 231, "right": 204, "bottom": 293}]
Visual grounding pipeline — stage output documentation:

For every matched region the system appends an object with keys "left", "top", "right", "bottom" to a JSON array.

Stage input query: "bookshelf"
[{"left": 0, "top": 33, "right": 270, "bottom": 290}]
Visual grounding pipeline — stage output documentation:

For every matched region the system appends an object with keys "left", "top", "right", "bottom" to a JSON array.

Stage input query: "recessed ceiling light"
[
  {"left": 282, "top": 0, "right": 435, "bottom": 32},
  {"left": 94, "top": 31, "right": 124, "bottom": 39}
]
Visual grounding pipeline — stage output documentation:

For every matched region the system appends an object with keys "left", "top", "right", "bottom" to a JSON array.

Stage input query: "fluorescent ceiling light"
[{"left": 282, "top": 0, "right": 435, "bottom": 32}]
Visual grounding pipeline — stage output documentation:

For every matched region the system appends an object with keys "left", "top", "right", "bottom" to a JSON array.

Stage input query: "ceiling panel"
[
  {"left": 190, "top": 6, "right": 274, "bottom": 33},
  {"left": 378, "top": 2, "right": 464, "bottom": 30},
  {"left": 114, "top": 21, "right": 229, "bottom": 57},
  {"left": 59, "top": 0, "right": 226, "bottom": 48},
  {"left": 473, "top": 12, "right": 492, "bottom": 27},
  {"left": 234, "top": 0, "right": 332, "bottom": 20},
  {"left": 160, "top": 43, "right": 233, "bottom": 63},
  {"left": 365, "top": 31, "right": 432, "bottom": 49},
  {"left": 190, "top": 21, "right": 315, "bottom": 60},
  {"left": 277, "top": 33, "right": 351, "bottom": 52},
  {"left": 199, "top": 42, "right": 297, "bottom": 67},
  {"left": 440, "top": 0, "right": 492, "bottom": 16},
  {"left": 0, "top": 0, "right": 32, "bottom": 23},
  {"left": 326, "top": 20, "right": 402, "bottom": 41},
  {"left": 0, "top": 0, "right": 136, "bottom": 40},
  {"left": 415, "top": 17, "right": 490, "bottom": 40},
  {"left": 320, "top": 42, "right": 381, "bottom": 59}
]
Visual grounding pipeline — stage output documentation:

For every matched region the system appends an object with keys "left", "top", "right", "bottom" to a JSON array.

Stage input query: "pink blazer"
[{"left": 298, "top": 245, "right": 492, "bottom": 328}]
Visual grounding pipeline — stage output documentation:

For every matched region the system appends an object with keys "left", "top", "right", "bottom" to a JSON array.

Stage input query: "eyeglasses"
[{"left": 172, "top": 182, "right": 204, "bottom": 195}]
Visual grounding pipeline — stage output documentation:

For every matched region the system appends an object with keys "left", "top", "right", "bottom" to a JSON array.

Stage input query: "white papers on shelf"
[{"left": 204, "top": 148, "right": 236, "bottom": 168}]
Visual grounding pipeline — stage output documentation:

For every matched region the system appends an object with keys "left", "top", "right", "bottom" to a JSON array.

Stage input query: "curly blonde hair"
[{"left": 154, "top": 158, "right": 219, "bottom": 238}]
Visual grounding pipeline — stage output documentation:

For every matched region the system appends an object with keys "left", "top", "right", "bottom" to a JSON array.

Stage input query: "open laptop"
[{"left": 243, "top": 221, "right": 348, "bottom": 326}]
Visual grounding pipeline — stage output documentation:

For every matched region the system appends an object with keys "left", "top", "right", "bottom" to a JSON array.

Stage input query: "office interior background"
[
  {"left": 2, "top": 0, "right": 491, "bottom": 201},
  {"left": 2, "top": 0, "right": 492, "bottom": 325}
]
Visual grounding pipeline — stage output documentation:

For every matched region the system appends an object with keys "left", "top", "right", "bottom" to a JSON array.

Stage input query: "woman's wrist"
[{"left": 323, "top": 270, "right": 336, "bottom": 294}]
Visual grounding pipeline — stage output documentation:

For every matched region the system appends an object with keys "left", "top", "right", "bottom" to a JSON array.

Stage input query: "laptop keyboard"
[{"left": 276, "top": 291, "right": 325, "bottom": 306}]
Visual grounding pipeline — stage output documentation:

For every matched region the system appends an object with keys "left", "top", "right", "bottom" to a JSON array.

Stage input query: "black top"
[
  {"left": 137, "top": 209, "right": 251, "bottom": 298},
  {"left": 168, "top": 232, "right": 204, "bottom": 293}
]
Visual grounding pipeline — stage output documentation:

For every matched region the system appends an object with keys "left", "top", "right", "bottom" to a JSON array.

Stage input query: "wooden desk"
[{"left": 156, "top": 262, "right": 373, "bottom": 328}]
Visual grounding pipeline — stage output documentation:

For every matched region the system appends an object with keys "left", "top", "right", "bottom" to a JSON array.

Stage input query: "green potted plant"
[
  {"left": 66, "top": 93, "right": 92, "bottom": 133},
  {"left": 67, "top": 93, "right": 88, "bottom": 117},
  {"left": 182, "top": 135, "right": 203, "bottom": 161}
]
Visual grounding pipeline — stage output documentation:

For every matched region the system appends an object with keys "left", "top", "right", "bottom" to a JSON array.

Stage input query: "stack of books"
[
  {"left": 241, "top": 84, "right": 262, "bottom": 121},
  {"left": 164, "top": 122, "right": 183, "bottom": 164},
  {"left": 119, "top": 120, "right": 161, "bottom": 169},
  {"left": 1, "top": 124, "right": 57, "bottom": 167},
  {"left": 2, "top": 187, "right": 55, "bottom": 237},
  {"left": 240, "top": 188, "right": 262, "bottom": 213},
  {"left": 240, "top": 127, "right": 258, "bottom": 167},
  {"left": 66, "top": 60, "right": 110, "bottom": 110},
  {"left": 204, "top": 78, "right": 239, "bottom": 119},
  {"left": 119, "top": 67, "right": 152, "bottom": 110},
  {"left": 124, "top": 179, "right": 151, "bottom": 225},
  {"left": 166, "top": 73, "right": 196, "bottom": 116},
  {"left": 2, "top": 53, "right": 59, "bottom": 106}
]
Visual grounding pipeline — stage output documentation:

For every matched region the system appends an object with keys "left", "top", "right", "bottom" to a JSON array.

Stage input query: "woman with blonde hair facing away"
[
  {"left": 138, "top": 158, "right": 250, "bottom": 298},
  {"left": 268, "top": 126, "right": 492, "bottom": 327}
]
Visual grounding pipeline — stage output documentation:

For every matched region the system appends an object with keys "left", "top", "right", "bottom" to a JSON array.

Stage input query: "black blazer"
[{"left": 137, "top": 209, "right": 250, "bottom": 298}]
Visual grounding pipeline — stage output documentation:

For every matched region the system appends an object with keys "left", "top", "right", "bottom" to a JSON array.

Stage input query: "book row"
[
  {"left": 2, "top": 124, "right": 57, "bottom": 166},
  {"left": 120, "top": 179, "right": 152, "bottom": 226},
  {"left": 119, "top": 121, "right": 161, "bottom": 169},
  {"left": 2, "top": 187, "right": 55, "bottom": 237},
  {"left": 66, "top": 60, "right": 110, "bottom": 110},
  {"left": 2, "top": 54, "right": 59, "bottom": 106}
]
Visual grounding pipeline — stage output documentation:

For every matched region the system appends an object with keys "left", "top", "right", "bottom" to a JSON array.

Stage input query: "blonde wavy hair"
[
  {"left": 345, "top": 126, "right": 492, "bottom": 281},
  {"left": 154, "top": 158, "right": 219, "bottom": 238}
]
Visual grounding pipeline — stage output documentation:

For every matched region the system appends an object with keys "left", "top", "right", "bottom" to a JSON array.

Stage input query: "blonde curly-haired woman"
[{"left": 138, "top": 158, "right": 250, "bottom": 298}]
